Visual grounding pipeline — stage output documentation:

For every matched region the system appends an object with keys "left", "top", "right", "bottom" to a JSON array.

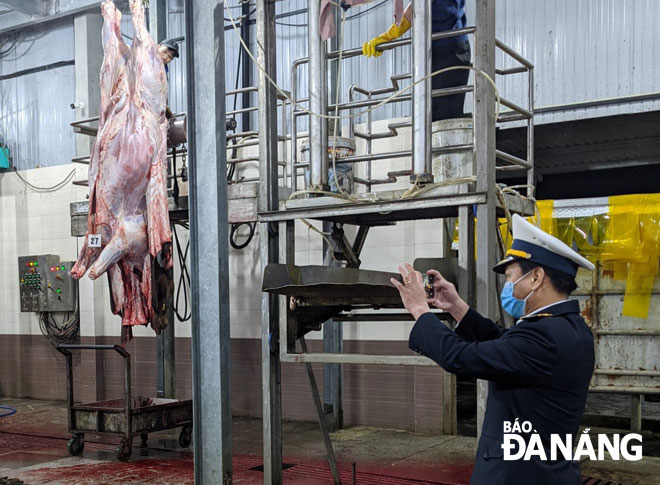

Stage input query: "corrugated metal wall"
[
  {"left": 1, "top": 0, "right": 658, "bottom": 170},
  {"left": 492, "top": 0, "right": 660, "bottom": 124},
  {"left": 0, "top": 17, "right": 76, "bottom": 171}
]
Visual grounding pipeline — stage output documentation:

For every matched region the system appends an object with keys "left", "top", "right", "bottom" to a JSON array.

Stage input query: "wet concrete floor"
[{"left": 1, "top": 398, "right": 660, "bottom": 484}]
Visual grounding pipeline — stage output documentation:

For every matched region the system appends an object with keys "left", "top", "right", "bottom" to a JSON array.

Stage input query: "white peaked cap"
[{"left": 493, "top": 214, "right": 595, "bottom": 276}]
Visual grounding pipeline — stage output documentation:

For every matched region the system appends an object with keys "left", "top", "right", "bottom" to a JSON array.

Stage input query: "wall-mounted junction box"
[
  {"left": 18, "top": 255, "right": 78, "bottom": 312},
  {"left": 0, "top": 144, "right": 10, "bottom": 170}
]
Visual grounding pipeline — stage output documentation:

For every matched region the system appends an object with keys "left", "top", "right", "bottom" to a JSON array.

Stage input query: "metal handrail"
[
  {"left": 496, "top": 39, "right": 534, "bottom": 70},
  {"left": 496, "top": 149, "right": 532, "bottom": 169},
  {"left": 293, "top": 144, "right": 474, "bottom": 168},
  {"left": 499, "top": 97, "right": 533, "bottom": 119}
]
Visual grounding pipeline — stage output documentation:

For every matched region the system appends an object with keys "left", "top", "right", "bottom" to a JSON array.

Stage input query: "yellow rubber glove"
[{"left": 362, "top": 17, "right": 411, "bottom": 57}]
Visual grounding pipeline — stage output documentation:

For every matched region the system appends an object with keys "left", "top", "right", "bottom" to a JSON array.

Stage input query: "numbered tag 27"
[{"left": 88, "top": 234, "right": 102, "bottom": 248}]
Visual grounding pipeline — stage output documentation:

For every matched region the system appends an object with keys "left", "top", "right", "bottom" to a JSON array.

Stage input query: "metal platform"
[
  {"left": 69, "top": 200, "right": 189, "bottom": 237},
  {"left": 263, "top": 264, "right": 404, "bottom": 307},
  {"left": 262, "top": 259, "right": 459, "bottom": 315},
  {"left": 259, "top": 190, "right": 534, "bottom": 225}
]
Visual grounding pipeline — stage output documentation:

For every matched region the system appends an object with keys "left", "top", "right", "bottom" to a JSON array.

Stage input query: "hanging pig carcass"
[{"left": 72, "top": 0, "right": 173, "bottom": 344}]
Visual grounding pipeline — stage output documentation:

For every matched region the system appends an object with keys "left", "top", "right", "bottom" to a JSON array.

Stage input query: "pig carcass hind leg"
[
  {"left": 88, "top": 234, "right": 128, "bottom": 280},
  {"left": 71, "top": 237, "right": 102, "bottom": 279},
  {"left": 108, "top": 263, "right": 126, "bottom": 315}
]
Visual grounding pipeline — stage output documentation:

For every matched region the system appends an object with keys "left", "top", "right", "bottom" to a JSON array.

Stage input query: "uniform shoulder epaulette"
[{"left": 521, "top": 313, "right": 554, "bottom": 320}]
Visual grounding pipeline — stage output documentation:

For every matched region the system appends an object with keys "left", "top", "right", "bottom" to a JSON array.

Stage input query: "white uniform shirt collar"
[{"left": 516, "top": 299, "right": 570, "bottom": 325}]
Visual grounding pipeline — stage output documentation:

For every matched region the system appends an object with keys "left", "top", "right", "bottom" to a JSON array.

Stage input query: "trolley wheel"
[
  {"left": 179, "top": 425, "right": 192, "bottom": 448},
  {"left": 67, "top": 436, "right": 84, "bottom": 456},
  {"left": 116, "top": 438, "right": 133, "bottom": 462}
]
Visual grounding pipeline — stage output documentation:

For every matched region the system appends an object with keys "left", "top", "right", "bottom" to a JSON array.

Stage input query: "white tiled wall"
[
  {"left": 0, "top": 164, "right": 98, "bottom": 336},
  {"left": 1, "top": 118, "right": 448, "bottom": 342}
]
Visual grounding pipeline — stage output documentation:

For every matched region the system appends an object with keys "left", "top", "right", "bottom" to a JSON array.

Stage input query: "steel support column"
[
  {"left": 148, "top": 0, "right": 167, "bottom": 43},
  {"left": 148, "top": 0, "right": 176, "bottom": 401},
  {"left": 241, "top": 1, "right": 252, "bottom": 133},
  {"left": 73, "top": 11, "right": 103, "bottom": 159},
  {"left": 73, "top": 10, "right": 104, "bottom": 403},
  {"left": 257, "top": 0, "right": 283, "bottom": 483},
  {"left": 308, "top": 0, "right": 328, "bottom": 189},
  {"left": 322, "top": 222, "right": 343, "bottom": 430},
  {"left": 411, "top": 0, "right": 433, "bottom": 184},
  {"left": 323, "top": 6, "right": 344, "bottom": 431},
  {"left": 185, "top": 0, "right": 232, "bottom": 482},
  {"left": 156, "top": 306, "right": 175, "bottom": 398},
  {"left": 474, "top": 0, "right": 497, "bottom": 439}
]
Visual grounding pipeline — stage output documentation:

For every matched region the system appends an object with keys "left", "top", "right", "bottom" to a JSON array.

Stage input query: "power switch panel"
[
  {"left": 19, "top": 255, "right": 56, "bottom": 312},
  {"left": 45, "top": 261, "right": 77, "bottom": 312},
  {"left": 18, "top": 255, "right": 77, "bottom": 312}
]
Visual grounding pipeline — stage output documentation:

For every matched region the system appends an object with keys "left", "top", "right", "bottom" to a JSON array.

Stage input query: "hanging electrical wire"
[
  {"left": 172, "top": 223, "right": 192, "bottom": 322},
  {"left": 12, "top": 168, "right": 76, "bottom": 193},
  {"left": 0, "top": 31, "right": 20, "bottom": 58},
  {"left": 39, "top": 308, "right": 79, "bottom": 346}
]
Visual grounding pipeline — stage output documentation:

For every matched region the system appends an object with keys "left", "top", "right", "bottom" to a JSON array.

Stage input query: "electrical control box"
[
  {"left": 0, "top": 143, "right": 10, "bottom": 169},
  {"left": 18, "top": 255, "right": 77, "bottom": 312}
]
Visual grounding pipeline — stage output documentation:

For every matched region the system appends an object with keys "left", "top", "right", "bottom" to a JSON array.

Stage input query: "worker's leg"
[{"left": 431, "top": 39, "right": 472, "bottom": 121}]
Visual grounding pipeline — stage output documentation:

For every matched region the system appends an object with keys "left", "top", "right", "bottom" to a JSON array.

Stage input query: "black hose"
[
  {"left": 230, "top": 222, "right": 256, "bottom": 250},
  {"left": 172, "top": 223, "right": 192, "bottom": 322}
]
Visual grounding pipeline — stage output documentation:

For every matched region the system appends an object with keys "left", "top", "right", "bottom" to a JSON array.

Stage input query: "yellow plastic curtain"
[
  {"left": 453, "top": 194, "right": 660, "bottom": 318},
  {"left": 526, "top": 195, "right": 659, "bottom": 319}
]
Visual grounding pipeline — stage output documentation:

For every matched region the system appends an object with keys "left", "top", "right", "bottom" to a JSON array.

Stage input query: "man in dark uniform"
[
  {"left": 158, "top": 38, "right": 179, "bottom": 72},
  {"left": 391, "top": 214, "right": 596, "bottom": 484},
  {"left": 363, "top": 0, "right": 471, "bottom": 120},
  {"left": 157, "top": 38, "right": 179, "bottom": 120}
]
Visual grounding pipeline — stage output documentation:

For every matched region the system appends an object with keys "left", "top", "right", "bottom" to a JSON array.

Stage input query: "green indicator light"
[
  {"left": 35, "top": 262, "right": 38, "bottom": 266},
  {"left": 57, "top": 289, "right": 61, "bottom": 293}
]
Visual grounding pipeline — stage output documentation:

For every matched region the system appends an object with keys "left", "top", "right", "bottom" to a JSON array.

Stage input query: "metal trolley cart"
[{"left": 56, "top": 344, "right": 193, "bottom": 461}]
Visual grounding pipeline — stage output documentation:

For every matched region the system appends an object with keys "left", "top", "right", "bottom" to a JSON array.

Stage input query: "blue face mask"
[{"left": 500, "top": 270, "right": 535, "bottom": 318}]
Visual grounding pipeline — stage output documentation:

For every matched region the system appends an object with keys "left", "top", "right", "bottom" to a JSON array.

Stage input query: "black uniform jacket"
[{"left": 409, "top": 300, "right": 595, "bottom": 485}]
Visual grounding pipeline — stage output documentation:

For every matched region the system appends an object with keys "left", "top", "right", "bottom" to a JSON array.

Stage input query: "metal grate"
[{"left": 249, "top": 462, "right": 296, "bottom": 472}]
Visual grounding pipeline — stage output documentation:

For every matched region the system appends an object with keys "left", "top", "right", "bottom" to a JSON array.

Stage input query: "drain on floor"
[
  {"left": 249, "top": 463, "right": 296, "bottom": 472},
  {"left": 583, "top": 477, "right": 622, "bottom": 485}
]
